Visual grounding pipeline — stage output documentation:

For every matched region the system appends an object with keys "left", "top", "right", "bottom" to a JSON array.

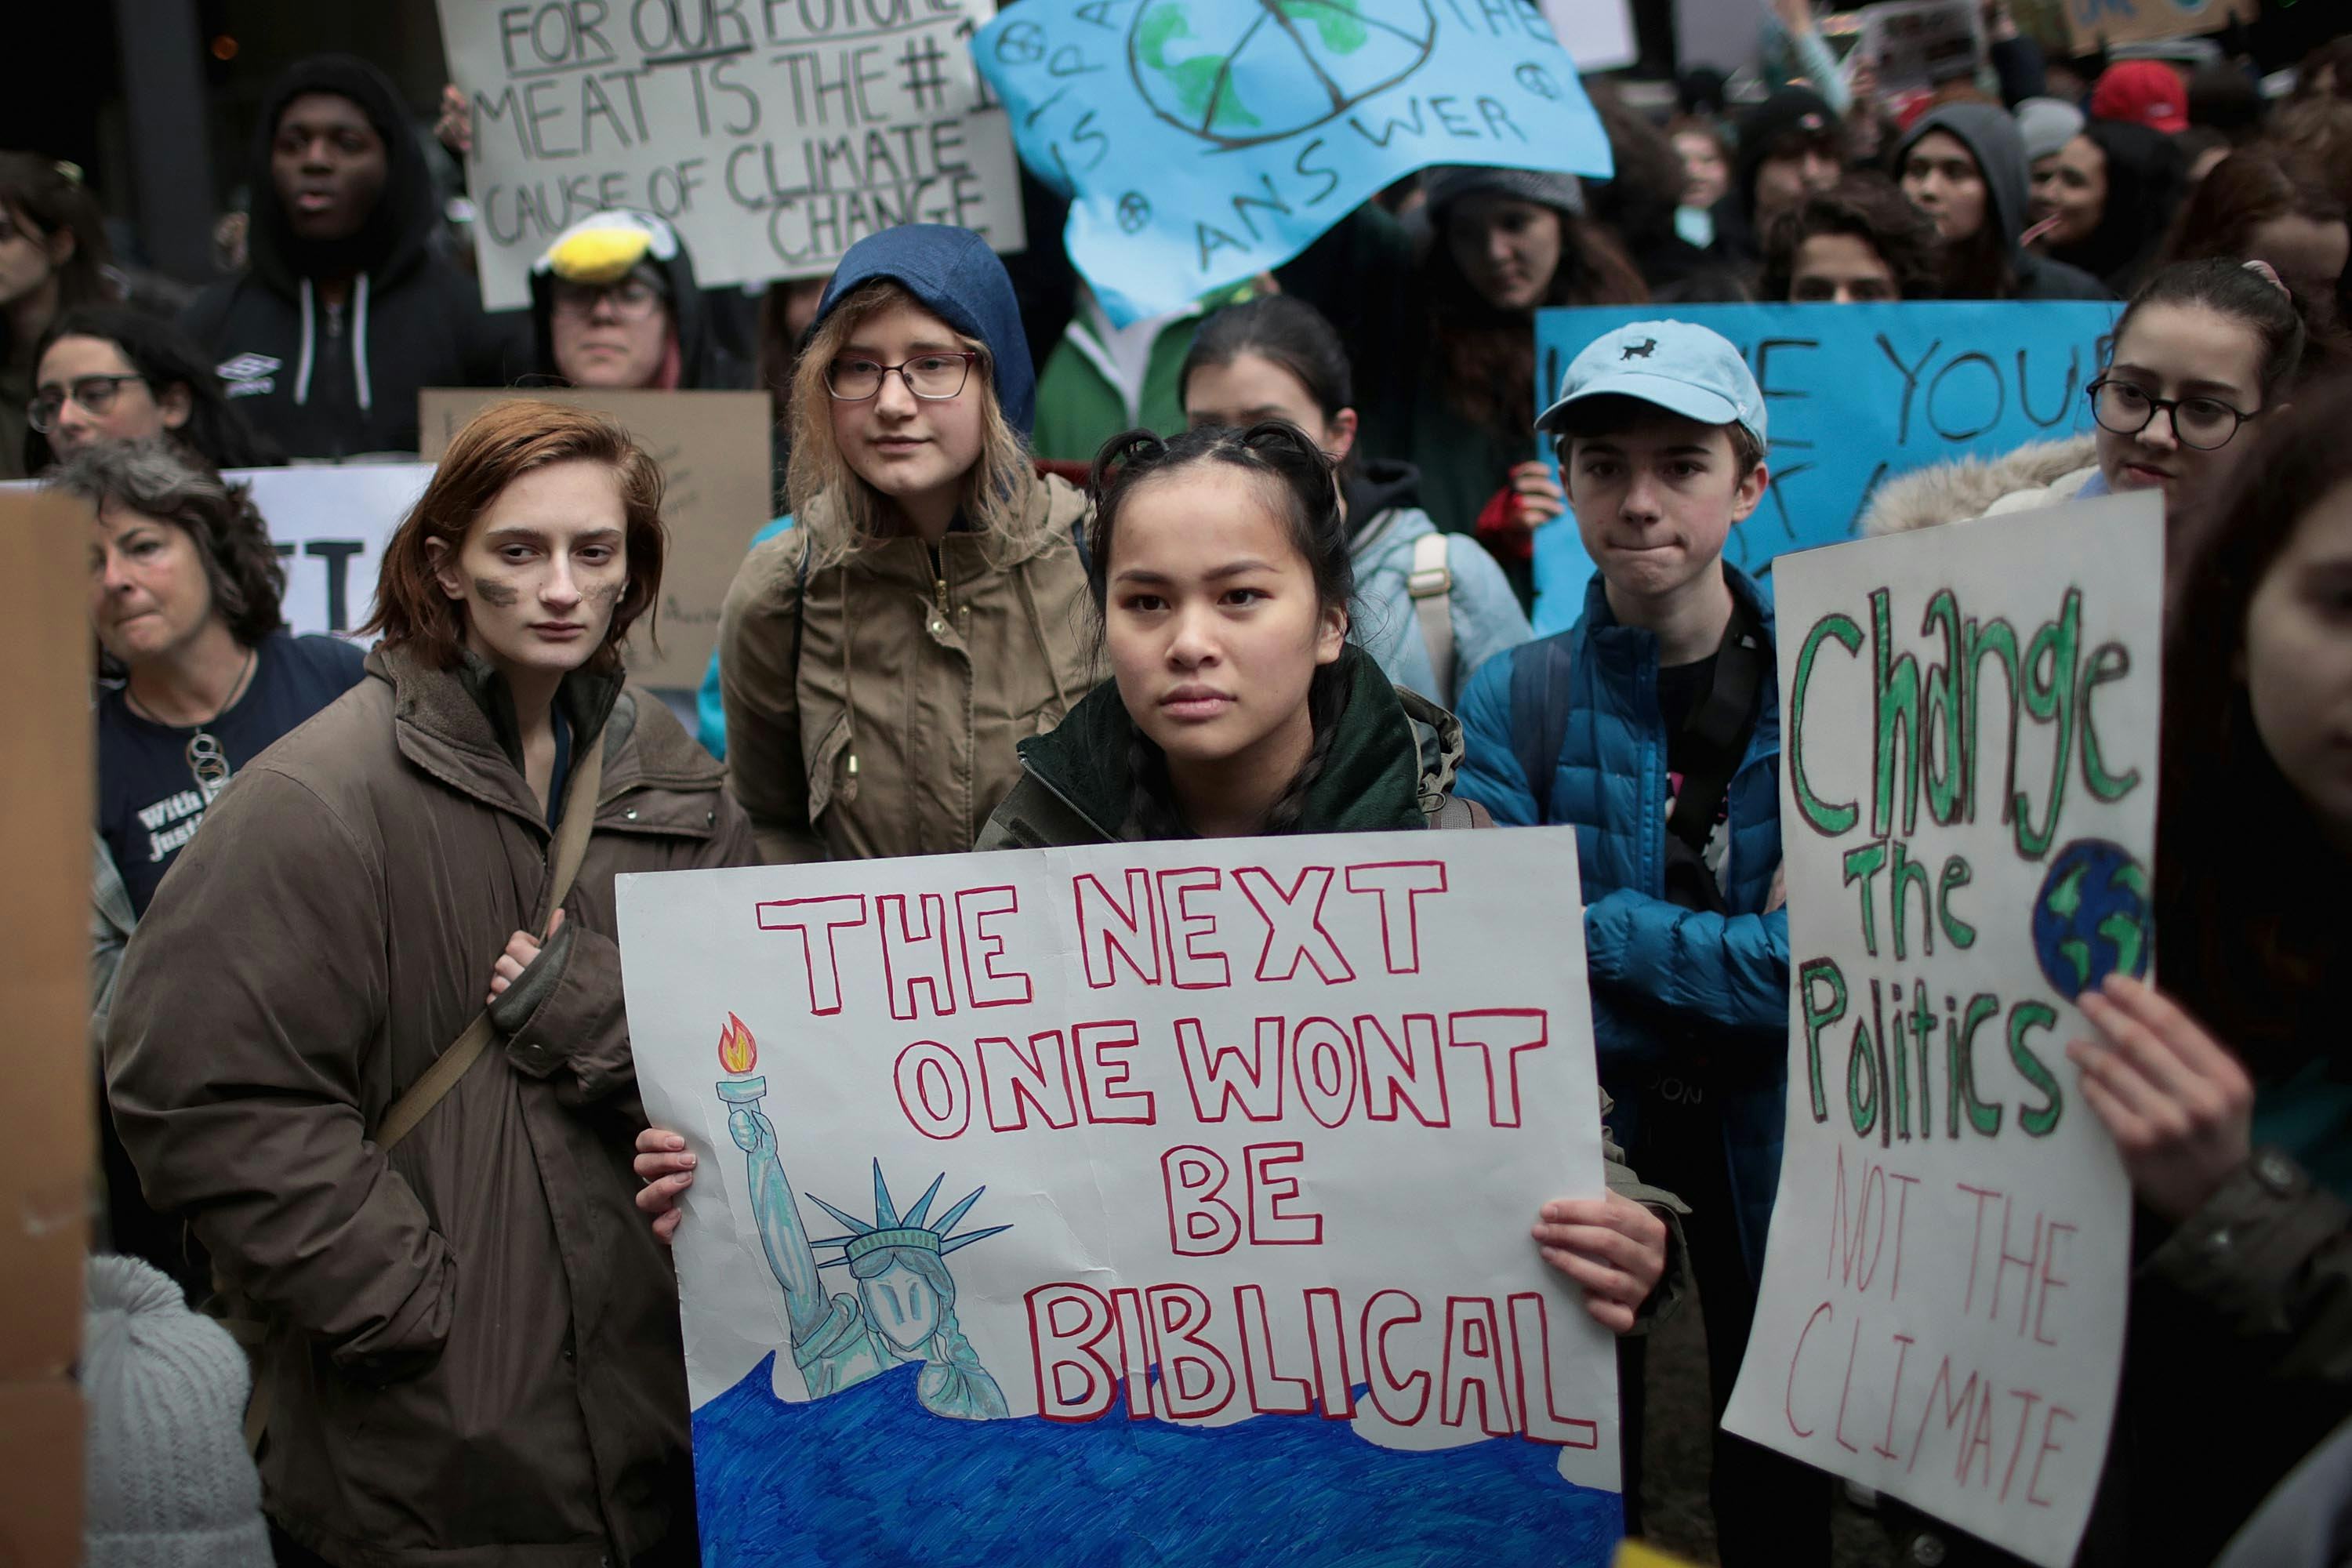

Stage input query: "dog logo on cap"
[{"left": 1621, "top": 337, "right": 1658, "bottom": 361}]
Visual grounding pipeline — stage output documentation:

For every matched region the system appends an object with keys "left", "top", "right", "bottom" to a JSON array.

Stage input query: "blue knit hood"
[{"left": 814, "top": 226, "right": 1036, "bottom": 437}]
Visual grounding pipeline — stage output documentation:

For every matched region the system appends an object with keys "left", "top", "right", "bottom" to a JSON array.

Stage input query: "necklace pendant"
[{"left": 187, "top": 729, "right": 233, "bottom": 797}]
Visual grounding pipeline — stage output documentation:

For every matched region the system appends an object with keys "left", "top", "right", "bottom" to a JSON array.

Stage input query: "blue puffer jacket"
[{"left": 1452, "top": 566, "right": 1788, "bottom": 1280}]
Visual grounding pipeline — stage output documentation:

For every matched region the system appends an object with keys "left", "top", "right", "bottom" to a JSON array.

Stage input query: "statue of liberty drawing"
[{"left": 715, "top": 1013, "right": 1011, "bottom": 1421}]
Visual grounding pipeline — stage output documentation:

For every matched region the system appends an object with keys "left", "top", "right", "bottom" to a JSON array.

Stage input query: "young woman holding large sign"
[
  {"left": 105, "top": 401, "right": 757, "bottom": 1567},
  {"left": 714, "top": 224, "right": 1099, "bottom": 861},
  {"left": 645, "top": 421, "right": 1682, "bottom": 1345}
]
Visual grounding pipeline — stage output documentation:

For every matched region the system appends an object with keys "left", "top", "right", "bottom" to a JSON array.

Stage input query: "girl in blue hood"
[{"left": 713, "top": 225, "right": 1100, "bottom": 862}]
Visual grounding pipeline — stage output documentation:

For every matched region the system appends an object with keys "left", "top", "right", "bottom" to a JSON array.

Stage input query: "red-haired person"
[{"left": 104, "top": 400, "right": 757, "bottom": 1568}]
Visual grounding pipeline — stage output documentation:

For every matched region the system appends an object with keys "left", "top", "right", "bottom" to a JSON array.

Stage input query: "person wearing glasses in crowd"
[
  {"left": 27, "top": 306, "right": 281, "bottom": 473},
  {"left": 1864, "top": 257, "right": 2308, "bottom": 538},
  {"left": 60, "top": 440, "right": 368, "bottom": 1292},
  {"left": 527, "top": 209, "right": 750, "bottom": 393},
  {"left": 1, "top": 152, "right": 121, "bottom": 479},
  {"left": 711, "top": 223, "right": 1098, "bottom": 855}
]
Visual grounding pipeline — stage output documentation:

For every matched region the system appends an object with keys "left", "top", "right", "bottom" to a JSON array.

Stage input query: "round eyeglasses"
[
  {"left": 825, "top": 351, "right": 979, "bottom": 402},
  {"left": 2086, "top": 376, "right": 2257, "bottom": 452},
  {"left": 28, "top": 373, "right": 148, "bottom": 433},
  {"left": 550, "top": 278, "right": 664, "bottom": 322}
]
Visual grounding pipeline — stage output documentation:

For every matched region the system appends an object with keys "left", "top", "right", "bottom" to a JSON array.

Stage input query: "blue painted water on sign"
[{"left": 693, "top": 1356, "right": 1624, "bottom": 1566}]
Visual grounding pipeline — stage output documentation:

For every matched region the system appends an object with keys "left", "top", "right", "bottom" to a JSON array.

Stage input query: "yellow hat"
[{"left": 534, "top": 209, "right": 678, "bottom": 288}]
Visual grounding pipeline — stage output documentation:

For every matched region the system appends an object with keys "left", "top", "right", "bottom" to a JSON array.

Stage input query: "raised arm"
[{"left": 729, "top": 1104, "right": 832, "bottom": 1345}]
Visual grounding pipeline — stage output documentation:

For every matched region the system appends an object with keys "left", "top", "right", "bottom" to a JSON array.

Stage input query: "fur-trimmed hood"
[{"left": 1860, "top": 435, "right": 2099, "bottom": 535}]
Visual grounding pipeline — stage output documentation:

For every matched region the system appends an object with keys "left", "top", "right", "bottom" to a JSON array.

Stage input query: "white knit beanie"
[{"left": 80, "top": 1254, "right": 272, "bottom": 1568}]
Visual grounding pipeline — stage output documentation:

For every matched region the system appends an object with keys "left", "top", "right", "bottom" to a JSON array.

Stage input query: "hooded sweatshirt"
[
  {"left": 716, "top": 224, "right": 1101, "bottom": 861},
  {"left": 180, "top": 56, "right": 526, "bottom": 458},
  {"left": 2042, "top": 120, "right": 2189, "bottom": 296},
  {"left": 525, "top": 209, "right": 750, "bottom": 391},
  {"left": 1897, "top": 104, "right": 2113, "bottom": 302}
]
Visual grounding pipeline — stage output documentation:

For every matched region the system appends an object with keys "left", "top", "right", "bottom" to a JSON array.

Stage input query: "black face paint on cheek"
[
  {"left": 582, "top": 580, "right": 626, "bottom": 609},
  {"left": 471, "top": 575, "right": 521, "bottom": 608}
]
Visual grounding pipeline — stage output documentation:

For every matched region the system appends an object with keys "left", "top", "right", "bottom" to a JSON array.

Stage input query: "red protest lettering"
[
  {"left": 1236, "top": 1284, "right": 1316, "bottom": 1415},
  {"left": 1998, "top": 1389, "right": 2044, "bottom": 1503},
  {"left": 1305, "top": 1286, "right": 1356, "bottom": 1418},
  {"left": 1445, "top": 1009, "right": 1549, "bottom": 1127},
  {"left": 1361, "top": 1290, "right": 1430, "bottom": 1426},
  {"left": 1244, "top": 1141, "right": 1323, "bottom": 1245},
  {"left": 893, "top": 1040, "right": 970, "bottom": 1139},
  {"left": 2025, "top": 1403, "right": 2074, "bottom": 1508},
  {"left": 956, "top": 885, "right": 1033, "bottom": 1008},
  {"left": 1291, "top": 1016, "right": 1359, "bottom": 1129},
  {"left": 1074, "top": 1020, "right": 1156, "bottom": 1123},
  {"left": 977, "top": 1030, "right": 1080, "bottom": 1132},
  {"left": 1358, "top": 1013, "right": 1451, "bottom": 1127},
  {"left": 1157, "top": 866, "right": 1232, "bottom": 989},
  {"left": 1508, "top": 1293, "right": 1599, "bottom": 1447},
  {"left": 1112, "top": 1287, "right": 1155, "bottom": 1419},
  {"left": 754, "top": 894, "right": 868, "bottom": 1015},
  {"left": 1147, "top": 1284, "right": 1236, "bottom": 1419},
  {"left": 1344, "top": 860, "right": 1446, "bottom": 974},
  {"left": 1074, "top": 869, "right": 1161, "bottom": 989},
  {"left": 1161, "top": 1145, "right": 1240, "bottom": 1256},
  {"left": 1026, "top": 1283, "right": 1116, "bottom": 1421},
  {"left": 1438, "top": 1296, "right": 1514, "bottom": 1437},
  {"left": 1235, "top": 866, "right": 1355, "bottom": 983},
  {"left": 2034, "top": 1221, "right": 2074, "bottom": 1347},
  {"left": 1786, "top": 1300, "right": 1832, "bottom": 1439},
  {"left": 1174, "top": 1016, "right": 1286, "bottom": 1123},
  {"left": 880, "top": 892, "right": 958, "bottom": 1021}
]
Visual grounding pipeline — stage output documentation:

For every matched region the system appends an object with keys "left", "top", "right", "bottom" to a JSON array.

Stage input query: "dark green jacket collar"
[{"left": 1008, "top": 643, "right": 1433, "bottom": 844}]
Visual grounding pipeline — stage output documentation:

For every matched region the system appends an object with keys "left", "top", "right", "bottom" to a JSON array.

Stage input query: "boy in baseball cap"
[{"left": 1454, "top": 320, "right": 1828, "bottom": 1556}]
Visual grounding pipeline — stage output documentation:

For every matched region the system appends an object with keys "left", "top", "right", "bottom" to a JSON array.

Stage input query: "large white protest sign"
[
  {"left": 1722, "top": 492, "right": 2162, "bottom": 1566},
  {"left": 619, "top": 829, "right": 1626, "bottom": 1565},
  {"left": 437, "top": 0, "right": 1027, "bottom": 310}
]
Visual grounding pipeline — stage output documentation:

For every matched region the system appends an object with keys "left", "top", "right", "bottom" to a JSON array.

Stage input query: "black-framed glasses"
[
  {"left": 2087, "top": 376, "right": 2257, "bottom": 452},
  {"left": 28, "top": 373, "right": 148, "bottom": 433},
  {"left": 825, "top": 351, "right": 979, "bottom": 403},
  {"left": 550, "top": 277, "right": 665, "bottom": 322}
]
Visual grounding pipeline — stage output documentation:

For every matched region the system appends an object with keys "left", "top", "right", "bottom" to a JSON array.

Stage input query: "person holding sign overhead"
[
  {"left": 180, "top": 56, "right": 524, "bottom": 459},
  {"left": 715, "top": 225, "right": 1098, "bottom": 862},
  {"left": 103, "top": 401, "right": 757, "bottom": 1568},
  {"left": 526, "top": 209, "right": 751, "bottom": 394},
  {"left": 1277, "top": 166, "right": 1648, "bottom": 610},
  {"left": 1449, "top": 321, "right": 1830, "bottom": 1561}
]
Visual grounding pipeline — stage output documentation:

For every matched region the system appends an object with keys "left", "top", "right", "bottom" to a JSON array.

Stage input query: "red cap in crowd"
[{"left": 2091, "top": 60, "right": 2190, "bottom": 134}]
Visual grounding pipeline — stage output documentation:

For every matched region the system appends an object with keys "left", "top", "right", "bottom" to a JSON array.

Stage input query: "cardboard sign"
[
  {"left": 1720, "top": 492, "right": 2161, "bottom": 1567},
  {"left": 437, "top": 0, "right": 1027, "bottom": 310},
  {"left": 972, "top": 0, "right": 1613, "bottom": 325},
  {"left": 2064, "top": 0, "right": 2256, "bottom": 53},
  {"left": 1530, "top": 301, "right": 2119, "bottom": 633},
  {"left": 1539, "top": 0, "right": 1636, "bottom": 72},
  {"left": 0, "top": 492, "right": 93, "bottom": 1568},
  {"left": 618, "top": 828, "right": 1625, "bottom": 1565},
  {"left": 420, "top": 387, "right": 775, "bottom": 689}
]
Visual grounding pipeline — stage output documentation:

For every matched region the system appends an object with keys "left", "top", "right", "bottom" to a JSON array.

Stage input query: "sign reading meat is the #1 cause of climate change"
[
  {"left": 1722, "top": 490, "right": 2164, "bottom": 1568},
  {"left": 618, "top": 828, "right": 1628, "bottom": 1566}
]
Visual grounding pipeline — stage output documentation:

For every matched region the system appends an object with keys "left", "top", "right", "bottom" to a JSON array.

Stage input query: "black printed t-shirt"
[{"left": 98, "top": 631, "right": 368, "bottom": 916}]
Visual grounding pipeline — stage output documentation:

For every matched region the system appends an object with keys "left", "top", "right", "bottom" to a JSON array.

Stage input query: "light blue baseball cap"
[{"left": 1537, "top": 319, "right": 1766, "bottom": 451}]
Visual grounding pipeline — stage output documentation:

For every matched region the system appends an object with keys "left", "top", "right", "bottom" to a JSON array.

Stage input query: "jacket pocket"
[{"left": 804, "top": 710, "right": 855, "bottom": 822}]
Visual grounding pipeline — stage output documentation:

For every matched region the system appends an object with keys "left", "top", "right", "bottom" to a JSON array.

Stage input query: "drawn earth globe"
[
  {"left": 1128, "top": 0, "right": 1440, "bottom": 150},
  {"left": 2029, "top": 837, "right": 2154, "bottom": 1002}
]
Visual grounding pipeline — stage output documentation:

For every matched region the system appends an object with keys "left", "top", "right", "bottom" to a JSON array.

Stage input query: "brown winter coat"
[
  {"left": 104, "top": 644, "right": 757, "bottom": 1567},
  {"left": 716, "top": 472, "right": 1102, "bottom": 863},
  {"left": 1860, "top": 434, "right": 2099, "bottom": 536}
]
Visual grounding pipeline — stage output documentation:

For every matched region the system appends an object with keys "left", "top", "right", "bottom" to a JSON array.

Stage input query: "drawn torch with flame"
[{"left": 716, "top": 1011, "right": 765, "bottom": 1105}]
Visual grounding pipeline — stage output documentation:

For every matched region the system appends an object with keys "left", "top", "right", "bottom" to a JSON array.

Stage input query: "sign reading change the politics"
[
  {"left": 618, "top": 829, "right": 1624, "bottom": 1566},
  {"left": 1720, "top": 491, "right": 2163, "bottom": 1568},
  {"left": 972, "top": 0, "right": 1613, "bottom": 325},
  {"left": 437, "top": 0, "right": 1025, "bottom": 309},
  {"left": 1530, "top": 300, "right": 2118, "bottom": 633}
]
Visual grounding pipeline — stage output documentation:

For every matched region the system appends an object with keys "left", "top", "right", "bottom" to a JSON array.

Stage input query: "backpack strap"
[
  {"left": 1406, "top": 531, "right": 1454, "bottom": 700},
  {"left": 238, "top": 731, "right": 608, "bottom": 1453},
  {"left": 1506, "top": 635, "right": 1576, "bottom": 827},
  {"left": 1425, "top": 795, "right": 1494, "bottom": 830}
]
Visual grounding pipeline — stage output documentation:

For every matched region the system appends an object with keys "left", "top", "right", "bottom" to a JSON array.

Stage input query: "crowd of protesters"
[{"left": 13, "top": 13, "right": 2350, "bottom": 1568}]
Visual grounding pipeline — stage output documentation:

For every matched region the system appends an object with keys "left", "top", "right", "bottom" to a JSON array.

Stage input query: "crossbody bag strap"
[
  {"left": 1664, "top": 596, "right": 1766, "bottom": 858},
  {"left": 372, "top": 733, "right": 606, "bottom": 1153}
]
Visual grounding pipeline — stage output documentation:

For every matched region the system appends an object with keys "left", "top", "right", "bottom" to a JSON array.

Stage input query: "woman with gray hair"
[{"left": 57, "top": 437, "right": 365, "bottom": 1291}]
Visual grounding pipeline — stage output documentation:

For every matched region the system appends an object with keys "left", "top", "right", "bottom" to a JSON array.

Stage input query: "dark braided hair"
[{"left": 1084, "top": 420, "right": 1356, "bottom": 840}]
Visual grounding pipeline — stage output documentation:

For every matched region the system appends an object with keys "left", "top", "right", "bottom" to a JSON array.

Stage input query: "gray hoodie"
[{"left": 1898, "top": 104, "right": 2113, "bottom": 301}]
